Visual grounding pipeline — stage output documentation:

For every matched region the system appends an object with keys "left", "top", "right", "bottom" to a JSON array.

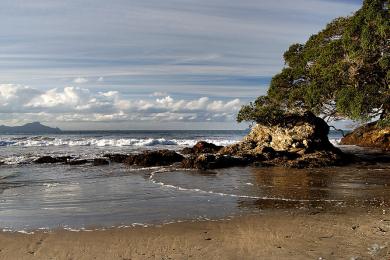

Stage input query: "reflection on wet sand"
[{"left": 238, "top": 165, "right": 390, "bottom": 211}]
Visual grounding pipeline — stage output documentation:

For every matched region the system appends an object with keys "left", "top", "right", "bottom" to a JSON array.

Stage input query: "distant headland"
[{"left": 0, "top": 122, "right": 62, "bottom": 134}]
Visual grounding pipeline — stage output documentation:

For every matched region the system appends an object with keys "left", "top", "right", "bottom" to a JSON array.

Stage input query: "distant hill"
[{"left": 0, "top": 122, "right": 62, "bottom": 134}]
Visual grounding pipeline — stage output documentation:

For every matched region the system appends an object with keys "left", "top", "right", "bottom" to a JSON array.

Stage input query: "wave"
[
  {"left": 0, "top": 141, "right": 16, "bottom": 146},
  {"left": 149, "top": 169, "right": 343, "bottom": 203},
  {"left": 329, "top": 138, "right": 342, "bottom": 146},
  {"left": 0, "top": 137, "right": 238, "bottom": 148}
]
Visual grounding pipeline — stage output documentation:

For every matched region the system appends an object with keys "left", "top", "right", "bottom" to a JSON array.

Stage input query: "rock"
[
  {"left": 340, "top": 122, "right": 390, "bottom": 151},
  {"left": 181, "top": 147, "right": 195, "bottom": 155},
  {"left": 192, "top": 141, "right": 223, "bottom": 154},
  {"left": 93, "top": 158, "right": 109, "bottom": 166},
  {"left": 181, "top": 154, "right": 252, "bottom": 170},
  {"left": 181, "top": 141, "right": 223, "bottom": 155},
  {"left": 67, "top": 159, "right": 88, "bottom": 165},
  {"left": 245, "top": 112, "right": 333, "bottom": 153},
  {"left": 124, "top": 150, "right": 184, "bottom": 167},
  {"left": 34, "top": 156, "right": 71, "bottom": 164},
  {"left": 220, "top": 112, "right": 345, "bottom": 167},
  {"left": 103, "top": 154, "right": 128, "bottom": 163},
  {"left": 267, "top": 150, "right": 346, "bottom": 168}
]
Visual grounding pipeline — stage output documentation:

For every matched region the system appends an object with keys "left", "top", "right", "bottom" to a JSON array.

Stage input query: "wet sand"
[{"left": 1, "top": 209, "right": 389, "bottom": 260}]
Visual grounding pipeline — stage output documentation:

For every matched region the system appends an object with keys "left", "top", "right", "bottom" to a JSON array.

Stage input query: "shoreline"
[{"left": 1, "top": 210, "right": 389, "bottom": 260}]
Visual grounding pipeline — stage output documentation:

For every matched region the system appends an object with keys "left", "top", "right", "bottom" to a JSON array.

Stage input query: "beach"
[
  {"left": 1, "top": 210, "right": 389, "bottom": 260},
  {"left": 1, "top": 131, "right": 390, "bottom": 259}
]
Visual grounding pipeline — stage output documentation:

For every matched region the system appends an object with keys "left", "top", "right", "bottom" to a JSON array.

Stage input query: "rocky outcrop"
[
  {"left": 221, "top": 112, "right": 335, "bottom": 156},
  {"left": 181, "top": 154, "right": 251, "bottom": 170},
  {"left": 181, "top": 141, "right": 223, "bottom": 155},
  {"left": 340, "top": 122, "right": 390, "bottom": 151},
  {"left": 103, "top": 154, "right": 129, "bottom": 163},
  {"left": 34, "top": 156, "right": 92, "bottom": 165},
  {"left": 67, "top": 159, "right": 88, "bottom": 165},
  {"left": 93, "top": 158, "right": 110, "bottom": 166},
  {"left": 218, "top": 112, "right": 345, "bottom": 168},
  {"left": 34, "top": 156, "right": 71, "bottom": 164},
  {"left": 176, "top": 112, "right": 345, "bottom": 169},
  {"left": 124, "top": 150, "right": 184, "bottom": 167}
]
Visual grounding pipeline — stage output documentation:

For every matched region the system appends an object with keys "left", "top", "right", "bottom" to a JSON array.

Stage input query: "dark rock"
[
  {"left": 34, "top": 156, "right": 71, "bottom": 164},
  {"left": 67, "top": 159, "right": 88, "bottom": 165},
  {"left": 181, "top": 154, "right": 251, "bottom": 170},
  {"left": 124, "top": 150, "right": 184, "bottom": 167},
  {"left": 93, "top": 158, "right": 109, "bottom": 166},
  {"left": 340, "top": 122, "right": 390, "bottom": 151},
  {"left": 181, "top": 141, "right": 223, "bottom": 155},
  {"left": 103, "top": 154, "right": 128, "bottom": 163},
  {"left": 265, "top": 150, "right": 347, "bottom": 168},
  {"left": 181, "top": 147, "right": 195, "bottom": 155},
  {"left": 193, "top": 141, "right": 223, "bottom": 154}
]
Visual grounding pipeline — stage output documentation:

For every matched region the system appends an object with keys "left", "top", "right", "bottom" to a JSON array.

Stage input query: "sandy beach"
[{"left": 1, "top": 209, "right": 389, "bottom": 260}]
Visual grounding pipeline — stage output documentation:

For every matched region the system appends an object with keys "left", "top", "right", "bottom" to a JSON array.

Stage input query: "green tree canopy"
[{"left": 238, "top": 0, "right": 390, "bottom": 126}]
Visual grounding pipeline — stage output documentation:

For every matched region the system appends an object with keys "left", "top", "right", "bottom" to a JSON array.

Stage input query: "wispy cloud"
[{"left": 73, "top": 77, "right": 89, "bottom": 84}]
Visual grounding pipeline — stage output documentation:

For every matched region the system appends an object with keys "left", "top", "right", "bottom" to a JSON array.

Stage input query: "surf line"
[{"left": 148, "top": 168, "right": 344, "bottom": 203}]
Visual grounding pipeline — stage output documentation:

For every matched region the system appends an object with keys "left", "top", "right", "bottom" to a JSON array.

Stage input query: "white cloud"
[
  {"left": 27, "top": 87, "right": 83, "bottom": 108},
  {"left": 73, "top": 77, "right": 89, "bottom": 84},
  {"left": 151, "top": 91, "right": 168, "bottom": 97},
  {"left": 0, "top": 84, "right": 242, "bottom": 123}
]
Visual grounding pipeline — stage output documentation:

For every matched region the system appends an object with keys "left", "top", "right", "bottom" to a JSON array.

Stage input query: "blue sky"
[{"left": 0, "top": 0, "right": 362, "bottom": 130}]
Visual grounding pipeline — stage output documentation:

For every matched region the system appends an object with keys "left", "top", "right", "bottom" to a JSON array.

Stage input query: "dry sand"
[{"left": 1, "top": 210, "right": 389, "bottom": 260}]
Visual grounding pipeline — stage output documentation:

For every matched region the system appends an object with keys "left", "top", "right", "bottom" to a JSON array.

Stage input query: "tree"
[{"left": 238, "top": 0, "right": 390, "bottom": 126}]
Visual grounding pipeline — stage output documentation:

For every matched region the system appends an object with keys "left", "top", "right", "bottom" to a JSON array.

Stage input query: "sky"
[{"left": 0, "top": 0, "right": 362, "bottom": 130}]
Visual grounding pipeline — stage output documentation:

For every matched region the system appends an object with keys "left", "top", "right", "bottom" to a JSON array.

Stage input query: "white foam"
[
  {"left": 43, "top": 183, "right": 60, "bottom": 188},
  {"left": 149, "top": 169, "right": 343, "bottom": 203},
  {"left": 0, "top": 137, "right": 238, "bottom": 148},
  {"left": 17, "top": 230, "right": 35, "bottom": 235},
  {"left": 329, "top": 138, "right": 342, "bottom": 146}
]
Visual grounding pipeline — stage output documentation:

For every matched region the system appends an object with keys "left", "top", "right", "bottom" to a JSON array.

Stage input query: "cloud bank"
[{"left": 0, "top": 84, "right": 241, "bottom": 126}]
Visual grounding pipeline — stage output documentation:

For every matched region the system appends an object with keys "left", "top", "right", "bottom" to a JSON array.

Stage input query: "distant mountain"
[{"left": 0, "top": 122, "right": 62, "bottom": 134}]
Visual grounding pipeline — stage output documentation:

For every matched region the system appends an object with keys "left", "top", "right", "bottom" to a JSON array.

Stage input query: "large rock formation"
[
  {"left": 179, "top": 112, "right": 345, "bottom": 169},
  {"left": 221, "top": 112, "right": 335, "bottom": 156},
  {"left": 219, "top": 112, "right": 345, "bottom": 168},
  {"left": 340, "top": 122, "right": 390, "bottom": 151}
]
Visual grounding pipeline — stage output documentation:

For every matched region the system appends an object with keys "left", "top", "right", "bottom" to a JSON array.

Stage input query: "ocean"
[{"left": 1, "top": 130, "right": 389, "bottom": 233}]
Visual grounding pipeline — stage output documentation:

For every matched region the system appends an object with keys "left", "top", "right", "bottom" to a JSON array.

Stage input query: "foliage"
[
  {"left": 237, "top": 96, "right": 285, "bottom": 126},
  {"left": 376, "top": 115, "right": 390, "bottom": 127},
  {"left": 238, "top": 0, "right": 390, "bottom": 126}
]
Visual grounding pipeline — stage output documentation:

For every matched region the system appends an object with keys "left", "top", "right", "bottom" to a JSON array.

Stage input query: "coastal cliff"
[{"left": 340, "top": 122, "right": 390, "bottom": 151}]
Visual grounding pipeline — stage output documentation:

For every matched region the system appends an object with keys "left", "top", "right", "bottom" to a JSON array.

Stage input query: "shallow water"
[
  {"left": 1, "top": 161, "right": 389, "bottom": 232},
  {"left": 0, "top": 130, "right": 389, "bottom": 232},
  {"left": 0, "top": 164, "right": 242, "bottom": 232}
]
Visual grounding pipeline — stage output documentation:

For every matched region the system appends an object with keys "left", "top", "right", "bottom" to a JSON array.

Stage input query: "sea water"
[{"left": 0, "top": 130, "right": 389, "bottom": 232}]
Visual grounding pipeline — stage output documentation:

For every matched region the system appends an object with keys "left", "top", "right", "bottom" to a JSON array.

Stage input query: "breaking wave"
[{"left": 0, "top": 137, "right": 238, "bottom": 148}]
